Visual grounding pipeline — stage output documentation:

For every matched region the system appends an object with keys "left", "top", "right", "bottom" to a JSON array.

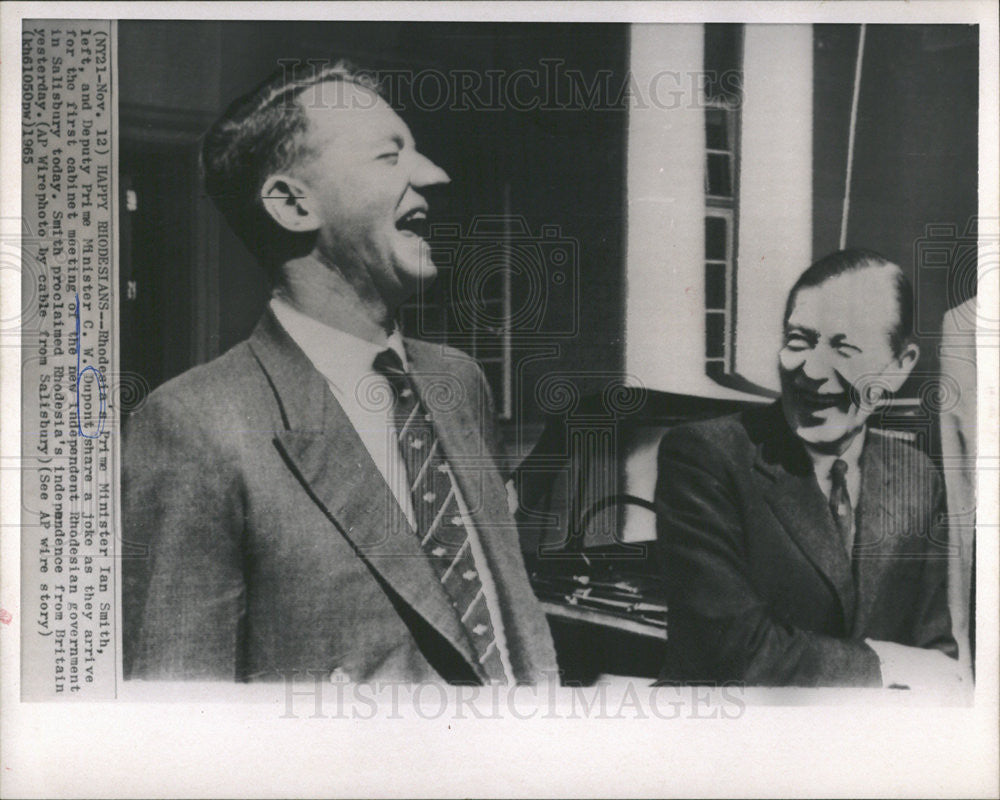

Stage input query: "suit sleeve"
[
  {"left": 910, "top": 468, "right": 959, "bottom": 658},
  {"left": 122, "top": 392, "right": 247, "bottom": 681},
  {"left": 655, "top": 426, "right": 882, "bottom": 687}
]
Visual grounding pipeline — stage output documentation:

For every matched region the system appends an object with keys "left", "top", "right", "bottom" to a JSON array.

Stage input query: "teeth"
[{"left": 396, "top": 208, "right": 429, "bottom": 239}]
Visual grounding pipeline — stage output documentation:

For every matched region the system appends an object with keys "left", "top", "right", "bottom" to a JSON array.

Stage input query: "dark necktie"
[
  {"left": 829, "top": 458, "right": 854, "bottom": 556},
  {"left": 373, "top": 348, "right": 507, "bottom": 683}
]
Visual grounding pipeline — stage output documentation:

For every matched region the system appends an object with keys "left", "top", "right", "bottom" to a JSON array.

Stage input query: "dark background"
[
  {"left": 812, "top": 24, "right": 979, "bottom": 388},
  {"left": 118, "top": 21, "right": 628, "bottom": 450},
  {"left": 118, "top": 21, "right": 978, "bottom": 449}
]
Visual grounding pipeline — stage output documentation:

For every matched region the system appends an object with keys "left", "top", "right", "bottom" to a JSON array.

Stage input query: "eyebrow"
[
  {"left": 373, "top": 134, "right": 405, "bottom": 150},
  {"left": 830, "top": 333, "right": 861, "bottom": 349},
  {"left": 785, "top": 323, "right": 818, "bottom": 339}
]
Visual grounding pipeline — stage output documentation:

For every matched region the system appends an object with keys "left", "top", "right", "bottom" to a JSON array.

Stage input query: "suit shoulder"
[
  {"left": 122, "top": 343, "right": 269, "bottom": 495},
  {"left": 663, "top": 401, "right": 782, "bottom": 466},
  {"left": 661, "top": 409, "right": 755, "bottom": 455},
  {"left": 657, "top": 410, "right": 761, "bottom": 483},
  {"left": 132, "top": 342, "right": 262, "bottom": 431},
  {"left": 868, "top": 426, "right": 938, "bottom": 474},
  {"left": 405, "top": 337, "right": 479, "bottom": 365},
  {"left": 404, "top": 338, "right": 485, "bottom": 385}
]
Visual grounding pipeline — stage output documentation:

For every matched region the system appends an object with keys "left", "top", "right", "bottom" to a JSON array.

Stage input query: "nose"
[
  {"left": 410, "top": 152, "right": 450, "bottom": 189},
  {"left": 799, "top": 345, "right": 837, "bottom": 385}
]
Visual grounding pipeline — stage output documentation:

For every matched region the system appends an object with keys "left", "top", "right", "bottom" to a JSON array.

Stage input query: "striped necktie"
[
  {"left": 373, "top": 348, "right": 507, "bottom": 683},
  {"left": 829, "top": 458, "right": 854, "bottom": 557}
]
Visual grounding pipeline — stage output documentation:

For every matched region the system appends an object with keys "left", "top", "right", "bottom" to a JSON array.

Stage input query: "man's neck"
[
  {"left": 274, "top": 253, "right": 397, "bottom": 346},
  {"left": 802, "top": 426, "right": 867, "bottom": 462}
]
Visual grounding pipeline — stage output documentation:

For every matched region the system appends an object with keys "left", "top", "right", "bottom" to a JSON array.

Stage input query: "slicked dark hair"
[
  {"left": 783, "top": 248, "right": 914, "bottom": 356},
  {"left": 201, "top": 59, "right": 384, "bottom": 274}
]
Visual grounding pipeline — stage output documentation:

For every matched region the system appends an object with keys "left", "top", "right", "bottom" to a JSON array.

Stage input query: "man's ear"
[
  {"left": 884, "top": 341, "right": 920, "bottom": 393},
  {"left": 260, "top": 173, "right": 320, "bottom": 233}
]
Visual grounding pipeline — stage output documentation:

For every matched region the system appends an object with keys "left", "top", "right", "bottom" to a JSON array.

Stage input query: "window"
[
  {"left": 703, "top": 24, "right": 743, "bottom": 380},
  {"left": 704, "top": 208, "right": 734, "bottom": 380}
]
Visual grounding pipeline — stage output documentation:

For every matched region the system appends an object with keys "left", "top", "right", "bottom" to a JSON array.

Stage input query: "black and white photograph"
[{"left": 2, "top": 1, "right": 998, "bottom": 798}]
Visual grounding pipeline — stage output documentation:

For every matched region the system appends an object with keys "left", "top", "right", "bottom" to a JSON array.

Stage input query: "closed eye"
[
  {"left": 377, "top": 151, "right": 399, "bottom": 165},
  {"left": 784, "top": 332, "right": 813, "bottom": 351}
]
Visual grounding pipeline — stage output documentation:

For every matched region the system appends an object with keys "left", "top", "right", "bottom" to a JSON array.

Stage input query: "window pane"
[
  {"left": 706, "top": 153, "right": 732, "bottom": 197},
  {"left": 705, "top": 262, "right": 727, "bottom": 310},
  {"left": 706, "top": 107, "right": 729, "bottom": 150},
  {"left": 705, "top": 216, "right": 728, "bottom": 261},
  {"left": 706, "top": 312, "right": 726, "bottom": 358}
]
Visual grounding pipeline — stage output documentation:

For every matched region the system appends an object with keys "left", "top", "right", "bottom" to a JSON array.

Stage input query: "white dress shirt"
[
  {"left": 271, "top": 296, "right": 416, "bottom": 525},
  {"left": 804, "top": 428, "right": 865, "bottom": 551},
  {"left": 269, "top": 296, "right": 514, "bottom": 683}
]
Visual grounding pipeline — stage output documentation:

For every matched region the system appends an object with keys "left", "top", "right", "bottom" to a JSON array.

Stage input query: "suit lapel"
[
  {"left": 246, "top": 311, "right": 486, "bottom": 679},
  {"left": 406, "top": 340, "right": 539, "bottom": 678},
  {"left": 750, "top": 405, "right": 857, "bottom": 627},
  {"left": 849, "top": 433, "right": 904, "bottom": 637},
  {"left": 405, "top": 338, "right": 510, "bottom": 540}
]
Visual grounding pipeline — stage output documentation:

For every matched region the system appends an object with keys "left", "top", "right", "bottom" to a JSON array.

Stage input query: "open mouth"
[
  {"left": 795, "top": 389, "right": 845, "bottom": 412},
  {"left": 395, "top": 207, "right": 429, "bottom": 239}
]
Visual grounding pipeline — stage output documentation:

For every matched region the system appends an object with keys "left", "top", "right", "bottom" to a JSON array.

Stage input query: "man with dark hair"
[
  {"left": 123, "top": 61, "right": 557, "bottom": 683},
  {"left": 655, "top": 250, "right": 965, "bottom": 688}
]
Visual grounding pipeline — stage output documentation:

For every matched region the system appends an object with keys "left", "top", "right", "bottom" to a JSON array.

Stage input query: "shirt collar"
[
  {"left": 804, "top": 427, "right": 866, "bottom": 482},
  {"left": 269, "top": 296, "right": 408, "bottom": 393}
]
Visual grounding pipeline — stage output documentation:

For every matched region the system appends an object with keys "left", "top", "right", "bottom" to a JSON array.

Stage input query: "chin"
[
  {"left": 393, "top": 239, "right": 436, "bottom": 279},
  {"left": 793, "top": 424, "right": 841, "bottom": 446},
  {"left": 402, "top": 256, "right": 438, "bottom": 284},
  {"left": 792, "top": 413, "right": 866, "bottom": 452}
]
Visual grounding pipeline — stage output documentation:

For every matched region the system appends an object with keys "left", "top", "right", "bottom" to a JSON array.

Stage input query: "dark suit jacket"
[
  {"left": 655, "top": 402, "right": 956, "bottom": 687},
  {"left": 123, "top": 310, "right": 557, "bottom": 683}
]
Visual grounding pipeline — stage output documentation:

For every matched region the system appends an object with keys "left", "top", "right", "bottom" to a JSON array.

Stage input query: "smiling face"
[
  {"left": 292, "top": 81, "right": 450, "bottom": 308},
  {"left": 779, "top": 266, "right": 918, "bottom": 454}
]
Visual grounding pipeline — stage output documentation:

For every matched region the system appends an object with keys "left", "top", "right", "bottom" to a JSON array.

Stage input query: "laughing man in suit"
[
  {"left": 655, "top": 250, "right": 965, "bottom": 688},
  {"left": 123, "top": 61, "right": 557, "bottom": 684}
]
